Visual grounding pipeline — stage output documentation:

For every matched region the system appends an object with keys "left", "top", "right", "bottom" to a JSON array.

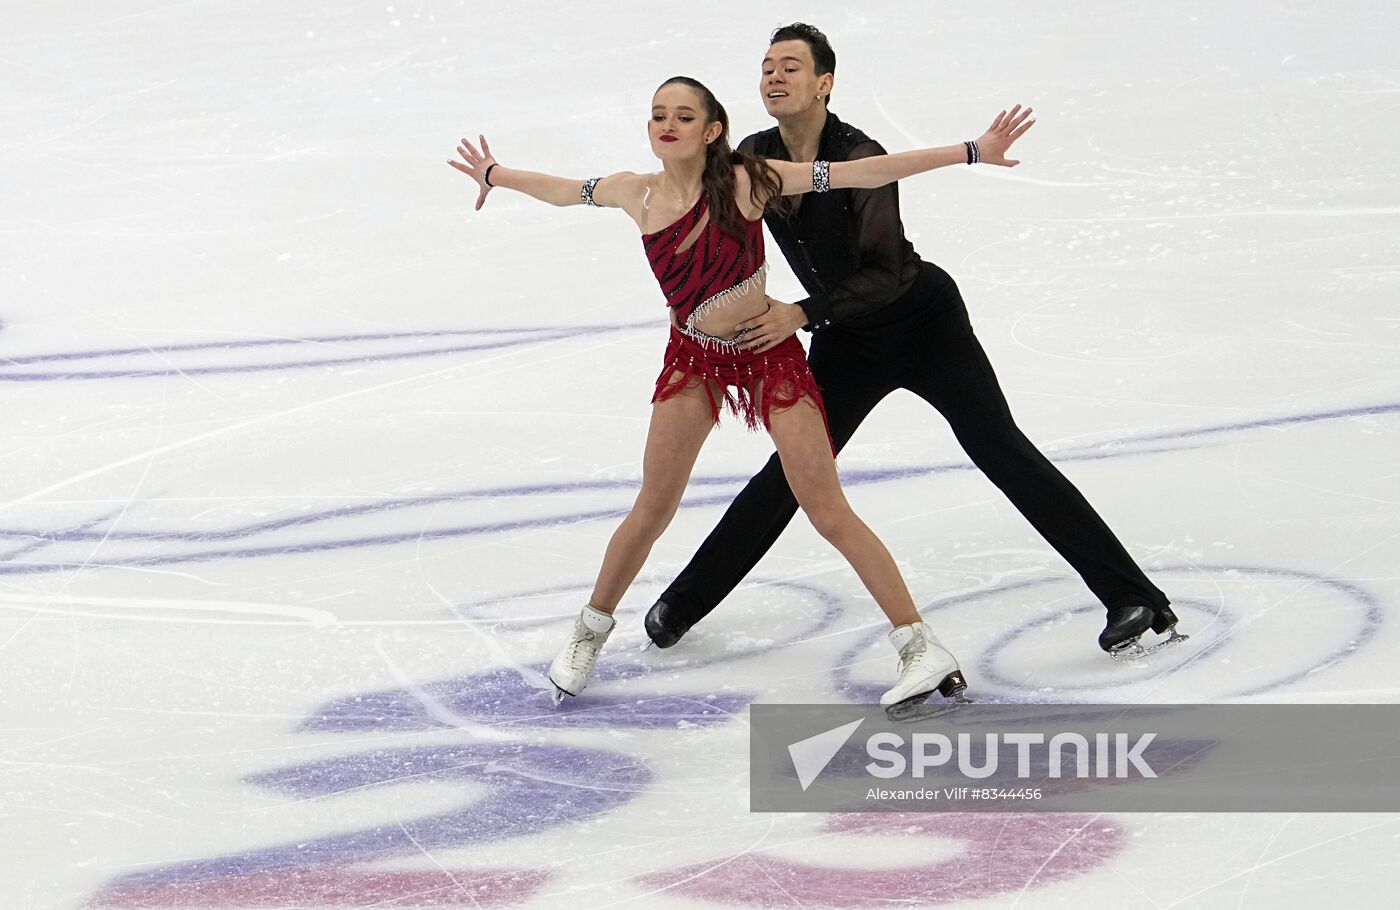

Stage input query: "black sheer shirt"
[{"left": 738, "top": 111, "right": 924, "bottom": 330}]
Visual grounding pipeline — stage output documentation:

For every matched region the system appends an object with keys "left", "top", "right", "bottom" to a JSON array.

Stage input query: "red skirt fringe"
[{"left": 651, "top": 328, "right": 833, "bottom": 454}]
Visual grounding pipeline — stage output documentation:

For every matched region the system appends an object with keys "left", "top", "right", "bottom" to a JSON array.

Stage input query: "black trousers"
[{"left": 659, "top": 262, "right": 1168, "bottom": 622}]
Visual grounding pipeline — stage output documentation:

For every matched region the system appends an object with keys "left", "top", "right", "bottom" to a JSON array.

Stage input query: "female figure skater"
[{"left": 448, "top": 76, "right": 1032, "bottom": 711}]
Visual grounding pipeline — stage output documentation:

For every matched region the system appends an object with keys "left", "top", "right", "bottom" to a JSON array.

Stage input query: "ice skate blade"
[
  {"left": 1108, "top": 635, "right": 1147, "bottom": 661},
  {"left": 1109, "top": 627, "right": 1189, "bottom": 662},
  {"left": 885, "top": 691, "right": 973, "bottom": 723},
  {"left": 550, "top": 687, "right": 571, "bottom": 707},
  {"left": 884, "top": 673, "right": 973, "bottom": 723}
]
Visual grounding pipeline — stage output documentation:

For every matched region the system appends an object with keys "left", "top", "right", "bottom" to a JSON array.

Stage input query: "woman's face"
[{"left": 648, "top": 84, "right": 721, "bottom": 161}]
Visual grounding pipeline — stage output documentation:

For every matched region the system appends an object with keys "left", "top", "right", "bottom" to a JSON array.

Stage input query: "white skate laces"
[
  {"left": 548, "top": 605, "right": 616, "bottom": 704},
  {"left": 880, "top": 621, "right": 968, "bottom": 709}
]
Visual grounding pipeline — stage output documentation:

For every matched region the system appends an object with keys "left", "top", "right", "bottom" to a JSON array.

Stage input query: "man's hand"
[
  {"left": 737, "top": 297, "right": 808, "bottom": 353},
  {"left": 976, "top": 105, "right": 1035, "bottom": 167}
]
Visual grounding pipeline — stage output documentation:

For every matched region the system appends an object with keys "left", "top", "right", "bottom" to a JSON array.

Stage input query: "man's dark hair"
[{"left": 770, "top": 22, "right": 835, "bottom": 105}]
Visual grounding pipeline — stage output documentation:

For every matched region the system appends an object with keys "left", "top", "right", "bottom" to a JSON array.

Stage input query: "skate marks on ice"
[
  {"left": 91, "top": 742, "right": 640, "bottom": 908},
  {"left": 89, "top": 578, "right": 1132, "bottom": 910},
  {"left": 78, "top": 566, "right": 1384, "bottom": 907},
  {"left": 4, "top": 398, "right": 1398, "bottom": 578},
  {"left": 90, "top": 756, "right": 1128, "bottom": 910},
  {"left": 71, "top": 546, "right": 1390, "bottom": 907},
  {"left": 306, "top": 577, "right": 844, "bottom": 730},
  {"left": 635, "top": 813, "right": 1127, "bottom": 908}
]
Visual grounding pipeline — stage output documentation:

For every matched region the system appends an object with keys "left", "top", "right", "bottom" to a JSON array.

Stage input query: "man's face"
[{"left": 760, "top": 39, "right": 832, "bottom": 119}]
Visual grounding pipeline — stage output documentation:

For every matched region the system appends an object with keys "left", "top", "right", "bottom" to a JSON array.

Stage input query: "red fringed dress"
[{"left": 644, "top": 196, "right": 828, "bottom": 440}]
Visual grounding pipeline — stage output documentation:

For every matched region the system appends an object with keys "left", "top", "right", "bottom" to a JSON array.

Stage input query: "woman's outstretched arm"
[
  {"left": 448, "top": 135, "right": 645, "bottom": 213},
  {"left": 766, "top": 104, "right": 1036, "bottom": 196}
]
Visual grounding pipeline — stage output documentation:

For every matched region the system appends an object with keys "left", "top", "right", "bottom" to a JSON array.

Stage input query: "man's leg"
[
  {"left": 902, "top": 297, "right": 1170, "bottom": 620},
  {"left": 648, "top": 332, "right": 894, "bottom": 642}
]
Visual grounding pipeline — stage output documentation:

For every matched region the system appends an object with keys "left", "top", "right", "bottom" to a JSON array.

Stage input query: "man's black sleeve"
[{"left": 793, "top": 139, "right": 914, "bottom": 329}]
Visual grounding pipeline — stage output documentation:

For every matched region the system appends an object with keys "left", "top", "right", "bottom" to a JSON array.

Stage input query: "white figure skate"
[
  {"left": 547, "top": 605, "right": 616, "bottom": 705},
  {"left": 880, "top": 621, "right": 971, "bottom": 722}
]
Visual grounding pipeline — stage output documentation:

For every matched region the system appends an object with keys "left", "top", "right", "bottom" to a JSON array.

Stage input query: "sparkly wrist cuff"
[
  {"left": 811, "top": 160, "right": 831, "bottom": 193},
  {"left": 581, "top": 177, "right": 602, "bottom": 206},
  {"left": 964, "top": 140, "right": 980, "bottom": 165}
]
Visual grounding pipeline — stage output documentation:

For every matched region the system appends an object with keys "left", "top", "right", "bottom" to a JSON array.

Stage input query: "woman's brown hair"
[{"left": 658, "top": 76, "right": 784, "bottom": 243}]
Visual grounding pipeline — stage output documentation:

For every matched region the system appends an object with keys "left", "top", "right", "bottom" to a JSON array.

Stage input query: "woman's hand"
[
  {"left": 448, "top": 135, "right": 497, "bottom": 210},
  {"left": 976, "top": 105, "right": 1035, "bottom": 167}
]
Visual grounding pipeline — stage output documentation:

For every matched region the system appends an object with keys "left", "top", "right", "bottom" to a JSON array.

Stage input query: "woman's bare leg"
[
  {"left": 763, "top": 388, "right": 967, "bottom": 707},
  {"left": 587, "top": 376, "right": 717, "bottom": 613},
  {"left": 763, "top": 394, "right": 920, "bottom": 627},
  {"left": 550, "top": 376, "right": 717, "bottom": 700}
]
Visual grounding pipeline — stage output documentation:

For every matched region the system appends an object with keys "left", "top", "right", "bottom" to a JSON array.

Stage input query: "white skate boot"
[
  {"left": 547, "top": 605, "right": 616, "bottom": 705},
  {"left": 880, "top": 622, "right": 970, "bottom": 721}
]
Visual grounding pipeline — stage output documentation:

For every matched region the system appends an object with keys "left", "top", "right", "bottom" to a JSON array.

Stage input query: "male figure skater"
[{"left": 645, "top": 23, "right": 1184, "bottom": 659}]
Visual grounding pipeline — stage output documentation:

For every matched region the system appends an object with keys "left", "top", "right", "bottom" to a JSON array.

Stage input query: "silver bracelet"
[
  {"left": 581, "top": 177, "right": 602, "bottom": 206},
  {"left": 964, "top": 140, "right": 980, "bottom": 165},
  {"left": 811, "top": 160, "right": 831, "bottom": 193}
]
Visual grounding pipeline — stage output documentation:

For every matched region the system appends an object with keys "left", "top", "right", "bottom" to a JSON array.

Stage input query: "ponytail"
[{"left": 659, "top": 77, "right": 784, "bottom": 243}]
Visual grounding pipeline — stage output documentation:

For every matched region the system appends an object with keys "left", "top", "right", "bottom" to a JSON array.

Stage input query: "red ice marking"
[
  {"left": 634, "top": 813, "right": 1123, "bottom": 907},
  {"left": 93, "top": 865, "right": 548, "bottom": 909}
]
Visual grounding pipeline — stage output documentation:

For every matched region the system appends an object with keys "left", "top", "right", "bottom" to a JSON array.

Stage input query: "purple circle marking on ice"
[{"left": 833, "top": 565, "right": 1380, "bottom": 703}]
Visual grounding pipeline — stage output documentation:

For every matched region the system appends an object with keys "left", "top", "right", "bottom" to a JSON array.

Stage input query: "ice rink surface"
[{"left": 3, "top": 1, "right": 1400, "bottom": 907}]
